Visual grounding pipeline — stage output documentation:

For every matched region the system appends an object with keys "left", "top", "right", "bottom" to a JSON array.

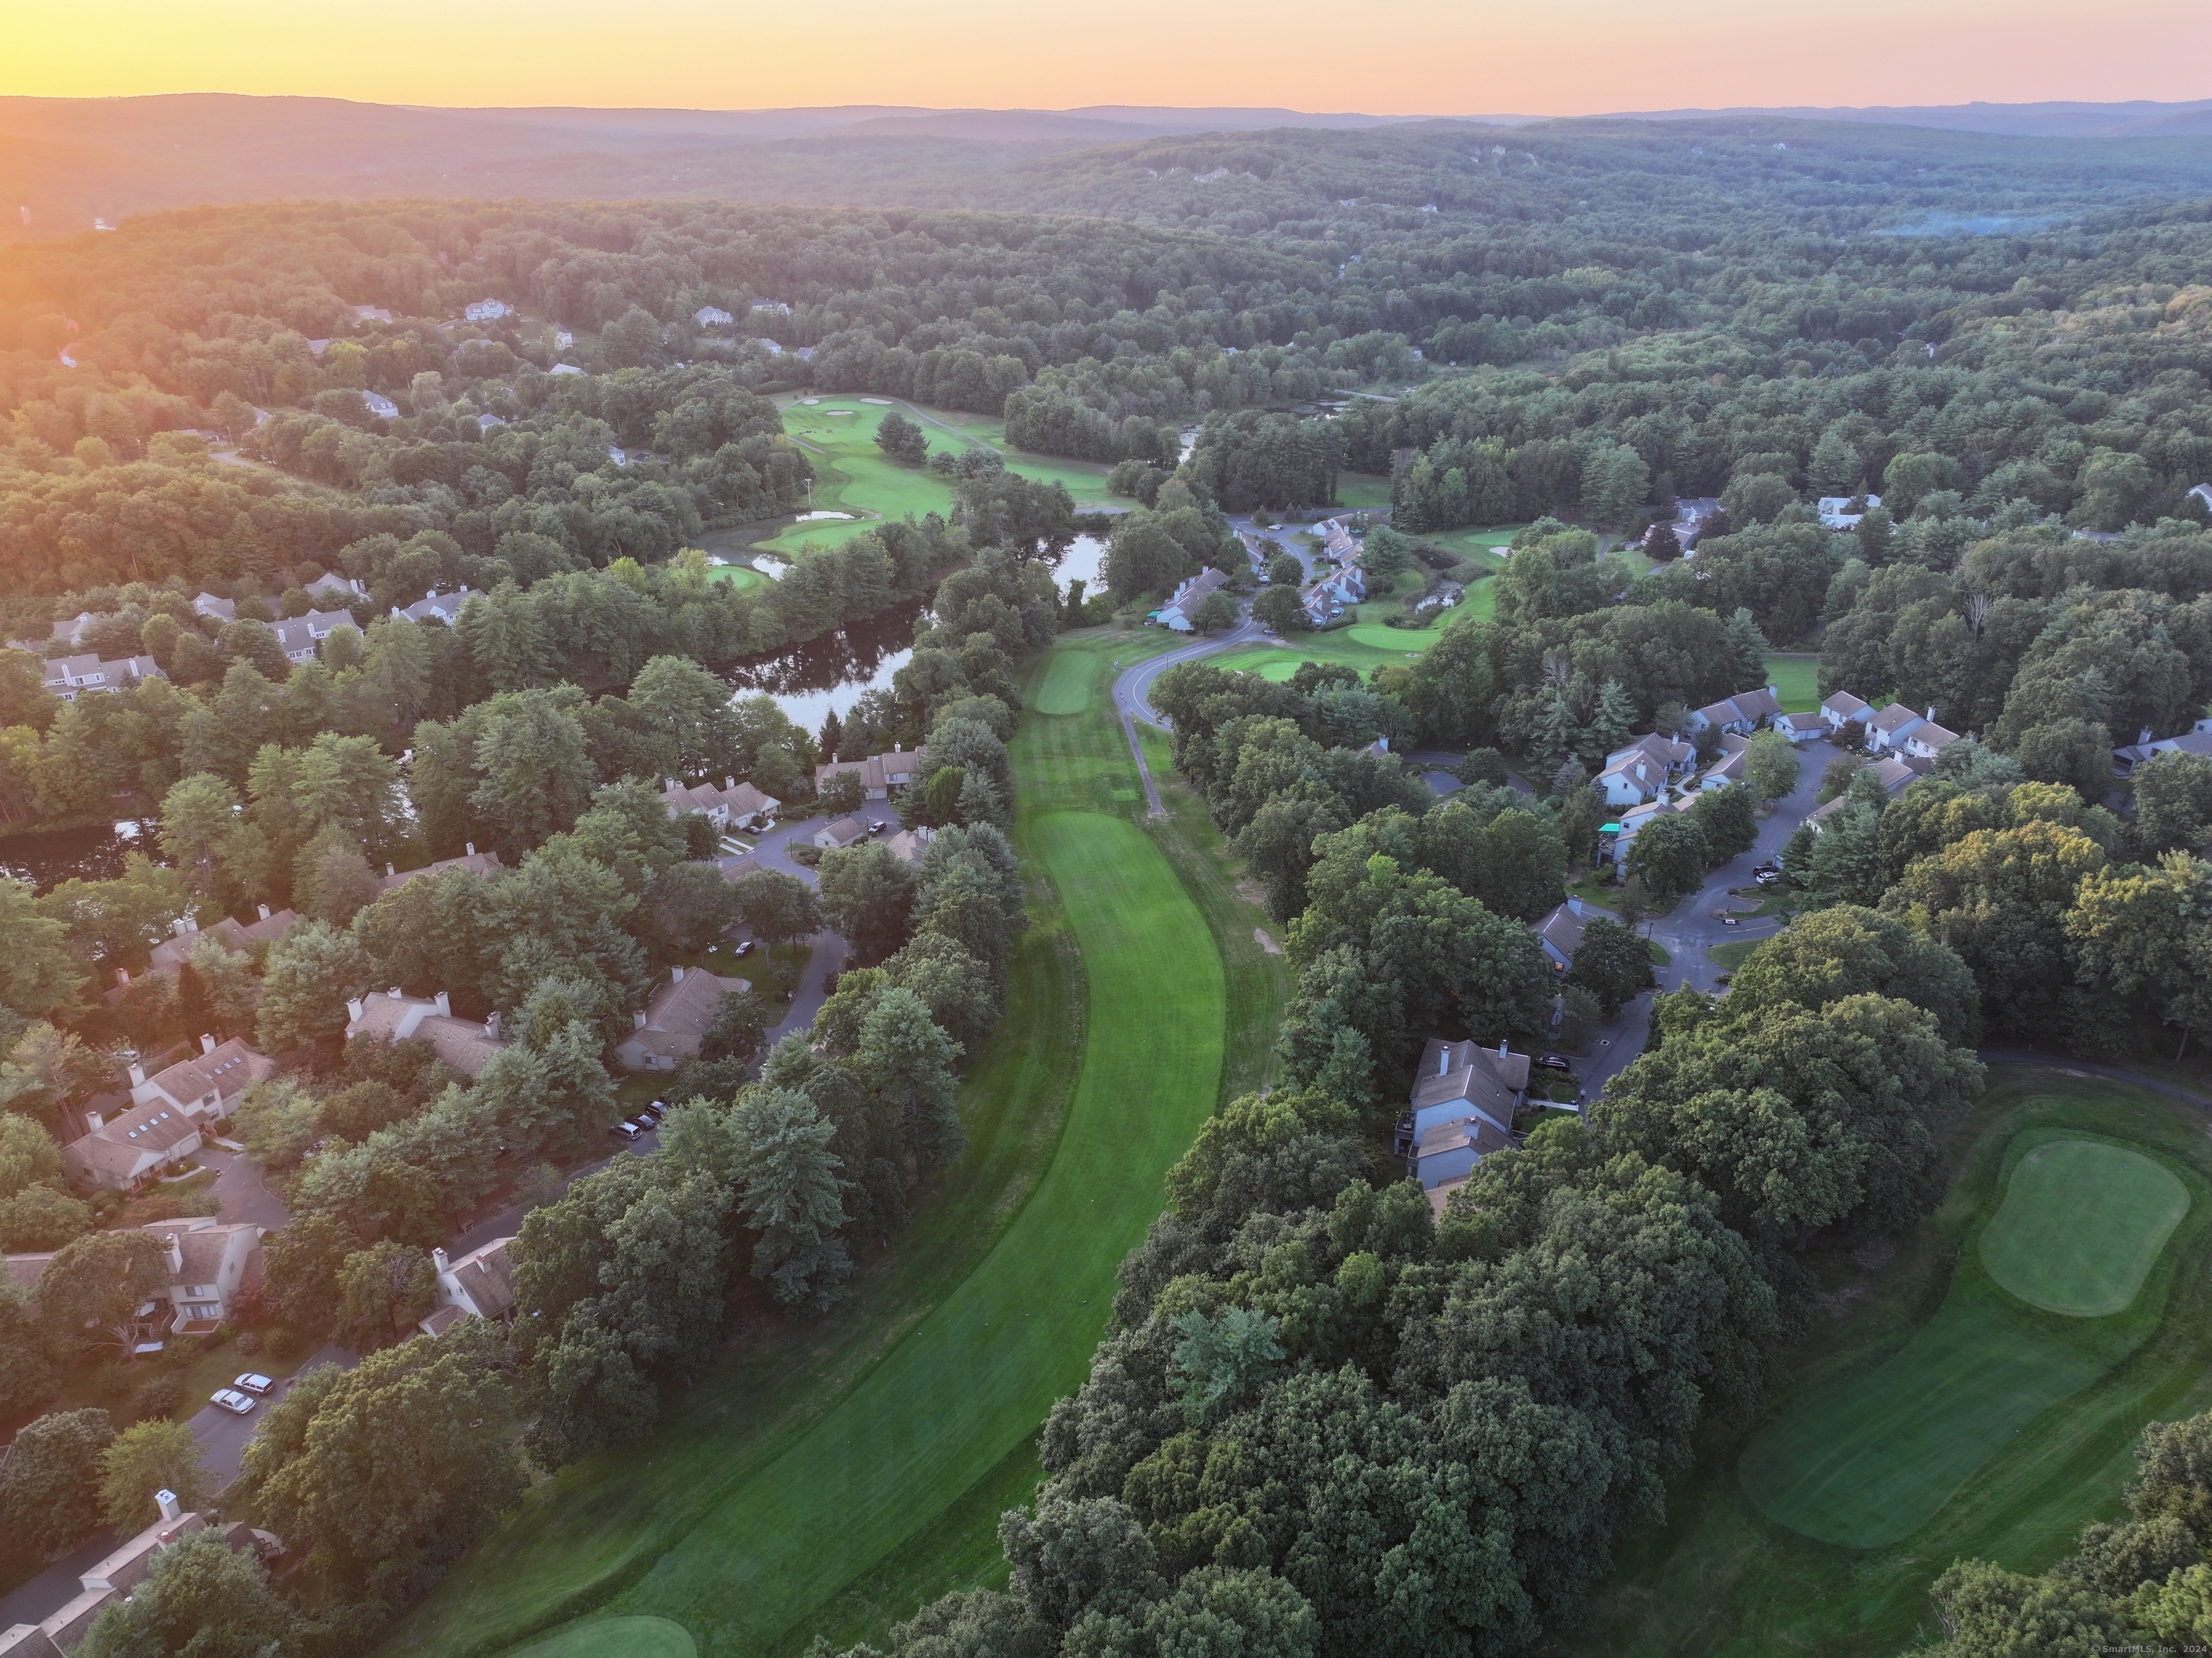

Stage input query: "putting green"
[
  {"left": 508, "top": 1616, "right": 696, "bottom": 1658},
  {"left": 1035, "top": 649, "right": 1097, "bottom": 715},
  {"left": 1979, "top": 1137, "right": 2188, "bottom": 1317},
  {"left": 1740, "top": 1128, "right": 2193, "bottom": 1549},
  {"left": 1343, "top": 622, "right": 1440, "bottom": 650},
  {"left": 1737, "top": 1296, "right": 2108, "bottom": 1548}
]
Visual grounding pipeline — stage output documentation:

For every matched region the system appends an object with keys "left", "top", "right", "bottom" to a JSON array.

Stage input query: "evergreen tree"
[
  {"left": 734, "top": 1088, "right": 854, "bottom": 1312},
  {"left": 1585, "top": 678, "right": 1637, "bottom": 766},
  {"left": 1530, "top": 691, "right": 1580, "bottom": 786},
  {"left": 857, "top": 987, "right": 967, "bottom": 1172}
]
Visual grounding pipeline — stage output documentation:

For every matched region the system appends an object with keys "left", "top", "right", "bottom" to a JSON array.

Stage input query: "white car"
[
  {"left": 210, "top": 1388, "right": 256, "bottom": 1416},
  {"left": 233, "top": 1372, "right": 274, "bottom": 1395}
]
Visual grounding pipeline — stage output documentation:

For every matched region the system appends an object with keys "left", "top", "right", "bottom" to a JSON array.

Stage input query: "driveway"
[
  {"left": 197, "top": 1144, "right": 287, "bottom": 1230},
  {"left": 0, "top": 1337, "right": 364, "bottom": 1631},
  {"left": 188, "top": 1342, "right": 359, "bottom": 1489}
]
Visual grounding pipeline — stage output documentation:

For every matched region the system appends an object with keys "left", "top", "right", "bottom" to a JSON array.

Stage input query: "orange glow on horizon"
[{"left": 4, "top": 0, "right": 2211, "bottom": 118}]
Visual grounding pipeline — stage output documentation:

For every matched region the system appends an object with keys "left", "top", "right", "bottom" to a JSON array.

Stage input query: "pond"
[
  {"left": 1, "top": 817, "right": 156, "bottom": 892},
  {"left": 1060, "top": 534, "right": 1105, "bottom": 596},
  {"left": 719, "top": 596, "right": 926, "bottom": 737}
]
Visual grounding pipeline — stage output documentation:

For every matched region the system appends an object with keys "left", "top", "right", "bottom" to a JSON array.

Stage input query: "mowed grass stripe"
[
  {"left": 606, "top": 812, "right": 1225, "bottom": 1652},
  {"left": 1980, "top": 1138, "right": 2189, "bottom": 1317},
  {"left": 1736, "top": 1296, "right": 2107, "bottom": 1548},
  {"left": 1035, "top": 649, "right": 1097, "bottom": 716},
  {"left": 511, "top": 1618, "right": 696, "bottom": 1658}
]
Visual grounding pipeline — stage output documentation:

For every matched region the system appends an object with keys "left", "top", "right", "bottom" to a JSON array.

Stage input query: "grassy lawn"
[
  {"left": 876, "top": 405, "right": 1129, "bottom": 508},
  {"left": 748, "top": 400, "right": 1136, "bottom": 558},
  {"left": 1419, "top": 524, "right": 1524, "bottom": 569},
  {"left": 1208, "top": 622, "right": 1445, "bottom": 684},
  {"left": 386, "top": 630, "right": 1282, "bottom": 1658},
  {"left": 1559, "top": 1072, "right": 2212, "bottom": 1657},
  {"left": 1334, "top": 471, "right": 1393, "bottom": 509},
  {"left": 1034, "top": 647, "right": 1100, "bottom": 716},
  {"left": 1978, "top": 1139, "right": 2188, "bottom": 1317},
  {"left": 510, "top": 1618, "right": 696, "bottom": 1658},
  {"left": 1765, "top": 654, "right": 1820, "bottom": 712},
  {"left": 1352, "top": 568, "right": 1429, "bottom": 625},
  {"left": 703, "top": 563, "right": 771, "bottom": 592},
  {"left": 1707, "top": 938, "right": 1758, "bottom": 972}
]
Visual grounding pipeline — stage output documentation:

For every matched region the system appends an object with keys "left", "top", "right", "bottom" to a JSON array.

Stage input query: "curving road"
[{"left": 1111, "top": 616, "right": 1269, "bottom": 730}]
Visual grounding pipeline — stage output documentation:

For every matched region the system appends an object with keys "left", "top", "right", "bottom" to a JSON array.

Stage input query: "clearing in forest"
[
  {"left": 1738, "top": 1124, "right": 2193, "bottom": 1549},
  {"left": 1559, "top": 1082, "right": 2212, "bottom": 1658},
  {"left": 1208, "top": 623, "right": 1443, "bottom": 684}
]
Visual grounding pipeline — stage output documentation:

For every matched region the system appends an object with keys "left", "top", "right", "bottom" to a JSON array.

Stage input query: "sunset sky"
[{"left": 8, "top": 0, "right": 2212, "bottom": 115}]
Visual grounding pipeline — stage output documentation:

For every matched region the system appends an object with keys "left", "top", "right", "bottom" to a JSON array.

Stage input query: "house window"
[{"left": 181, "top": 1302, "right": 222, "bottom": 1321}]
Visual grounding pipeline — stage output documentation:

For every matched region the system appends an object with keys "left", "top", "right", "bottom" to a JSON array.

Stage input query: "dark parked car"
[
  {"left": 637, "top": 1101, "right": 666, "bottom": 1124},
  {"left": 1535, "top": 1054, "right": 1575, "bottom": 1074}
]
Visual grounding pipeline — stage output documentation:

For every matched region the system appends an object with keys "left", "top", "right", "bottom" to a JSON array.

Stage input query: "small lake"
[
  {"left": 719, "top": 598, "right": 926, "bottom": 737},
  {"left": 1, "top": 817, "right": 156, "bottom": 892},
  {"left": 1060, "top": 534, "right": 1105, "bottom": 595}
]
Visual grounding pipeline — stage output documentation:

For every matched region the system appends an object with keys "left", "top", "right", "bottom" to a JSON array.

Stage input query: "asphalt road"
[
  {"left": 1111, "top": 616, "right": 1269, "bottom": 730},
  {"left": 1573, "top": 738, "right": 1839, "bottom": 1100}
]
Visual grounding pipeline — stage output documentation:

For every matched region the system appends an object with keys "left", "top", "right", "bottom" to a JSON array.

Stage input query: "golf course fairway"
[
  {"left": 590, "top": 811, "right": 1223, "bottom": 1649},
  {"left": 1740, "top": 1126, "right": 2195, "bottom": 1549},
  {"left": 510, "top": 1618, "right": 696, "bottom": 1658},
  {"left": 1557, "top": 1077, "right": 2212, "bottom": 1657},
  {"left": 383, "top": 632, "right": 1251, "bottom": 1658}
]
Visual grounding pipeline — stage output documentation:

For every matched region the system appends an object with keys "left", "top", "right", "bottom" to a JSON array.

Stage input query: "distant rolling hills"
[{"left": 4, "top": 92, "right": 2212, "bottom": 243}]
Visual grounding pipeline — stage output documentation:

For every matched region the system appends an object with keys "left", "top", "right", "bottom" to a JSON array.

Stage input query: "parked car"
[
  {"left": 637, "top": 1101, "right": 666, "bottom": 1124},
  {"left": 733, "top": 940, "right": 755, "bottom": 958},
  {"left": 608, "top": 1120, "right": 644, "bottom": 1142},
  {"left": 233, "top": 1373, "right": 274, "bottom": 1396},
  {"left": 210, "top": 1389, "right": 256, "bottom": 1416},
  {"left": 1535, "top": 1054, "right": 1575, "bottom": 1074},
  {"left": 868, "top": 820, "right": 888, "bottom": 835},
  {"left": 1753, "top": 869, "right": 1781, "bottom": 887}
]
